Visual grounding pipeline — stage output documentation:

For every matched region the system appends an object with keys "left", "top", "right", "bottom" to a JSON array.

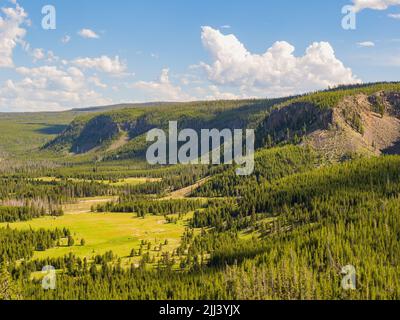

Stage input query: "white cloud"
[
  {"left": 357, "top": 41, "right": 376, "bottom": 47},
  {"left": 0, "top": 65, "right": 111, "bottom": 112},
  {"left": 0, "top": 3, "right": 113, "bottom": 112},
  {"left": 47, "top": 50, "right": 59, "bottom": 63},
  {"left": 31, "top": 48, "right": 45, "bottom": 61},
  {"left": 78, "top": 28, "right": 100, "bottom": 39},
  {"left": 72, "top": 55, "right": 127, "bottom": 75},
  {"left": 203, "top": 85, "right": 245, "bottom": 100},
  {"left": 352, "top": 0, "right": 400, "bottom": 12},
  {"left": 199, "top": 26, "right": 360, "bottom": 97},
  {"left": 0, "top": 2, "right": 28, "bottom": 68},
  {"left": 388, "top": 13, "right": 400, "bottom": 18},
  {"left": 88, "top": 76, "right": 107, "bottom": 88},
  {"left": 28, "top": 48, "right": 59, "bottom": 63},
  {"left": 132, "top": 68, "right": 193, "bottom": 101}
]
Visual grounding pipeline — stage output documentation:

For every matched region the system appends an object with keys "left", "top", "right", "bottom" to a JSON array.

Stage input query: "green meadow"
[
  {"left": 35, "top": 177, "right": 162, "bottom": 186},
  {"left": 0, "top": 210, "right": 191, "bottom": 265}
]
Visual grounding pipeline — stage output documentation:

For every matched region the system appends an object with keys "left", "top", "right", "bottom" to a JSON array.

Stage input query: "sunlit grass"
[{"left": 1, "top": 211, "right": 191, "bottom": 266}]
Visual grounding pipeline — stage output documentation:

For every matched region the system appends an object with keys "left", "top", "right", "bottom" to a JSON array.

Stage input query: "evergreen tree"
[{"left": 0, "top": 263, "right": 21, "bottom": 300}]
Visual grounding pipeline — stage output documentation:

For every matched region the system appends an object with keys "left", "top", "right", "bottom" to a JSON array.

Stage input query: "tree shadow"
[
  {"left": 382, "top": 141, "right": 400, "bottom": 155},
  {"left": 34, "top": 124, "right": 68, "bottom": 135}
]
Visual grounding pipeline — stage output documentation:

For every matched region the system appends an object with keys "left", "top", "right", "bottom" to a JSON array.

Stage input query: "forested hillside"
[{"left": 43, "top": 98, "right": 288, "bottom": 158}]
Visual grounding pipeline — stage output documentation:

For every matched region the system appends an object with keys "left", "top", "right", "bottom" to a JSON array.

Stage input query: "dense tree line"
[
  {"left": 94, "top": 199, "right": 205, "bottom": 216},
  {"left": 0, "top": 205, "right": 57, "bottom": 223},
  {"left": 0, "top": 227, "right": 69, "bottom": 264},
  {"left": 0, "top": 177, "right": 117, "bottom": 205}
]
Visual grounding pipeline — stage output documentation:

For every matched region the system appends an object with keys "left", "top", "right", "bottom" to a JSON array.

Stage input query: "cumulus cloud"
[
  {"left": 88, "top": 76, "right": 107, "bottom": 88},
  {"left": 0, "top": 3, "right": 113, "bottom": 112},
  {"left": 31, "top": 48, "right": 45, "bottom": 61},
  {"left": 0, "top": 2, "right": 28, "bottom": 68},
  {"left": 202, "top": 85, "right": 246, "bottom": 100},
  {"left": 357, "top": 41, "right": 376, "bottom": 47},
  {"left": 200, "top": 26, "right": 360, "bottom": 97},
  {"left": 72, "top": 55, "right": 127, "bottom": 75},
  {"left": 0, "top": 65, "right": 111, "bottom": 112},
  {"left": 132, "top": 69, "right": 193, "bottom": 101},
  {"left": 352, "top": 0, "right": 400, "bottom": 12},
  {"left": 78, "top": 28, "right": 99, "bottom": 39},
  {"left": 27, "top": 47, "right": 59, "bottom": 63}
]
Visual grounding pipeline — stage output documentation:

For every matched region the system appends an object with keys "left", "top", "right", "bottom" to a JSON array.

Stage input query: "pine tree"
[
  {"left": 68, "top": 236, "right": 75, "bottom": 247},
  {"left": 0, "top": 263, "right": 21, "bottom": 300}
]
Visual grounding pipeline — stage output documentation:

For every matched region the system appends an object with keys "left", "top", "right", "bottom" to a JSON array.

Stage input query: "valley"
[{"left": 1, "top": 82, "right": 400, "bottom": 300}]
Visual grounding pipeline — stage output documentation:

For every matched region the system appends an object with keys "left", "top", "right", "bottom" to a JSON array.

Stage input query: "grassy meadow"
[
  {"left": 35, "top": 177, "right": 162, "bottom": 186},
  {"left": 0, "top": 205, "right": 191, "bottom": 266}
]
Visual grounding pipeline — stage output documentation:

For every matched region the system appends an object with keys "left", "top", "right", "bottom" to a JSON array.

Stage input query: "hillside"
[
  {"left": 255, "top": 83, "right": 400, "bottom": 159},
  {"left": 42, "top": 82, "right": 400, "bottom": 163},
  {"left": 43, "top": 98, "right": 288, "bottom": 158}
]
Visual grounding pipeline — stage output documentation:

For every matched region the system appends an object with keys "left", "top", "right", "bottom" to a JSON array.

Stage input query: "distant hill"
[
  {"left": 71, "top": 102, "right": 179, "bottom": 113},
  {"left": 43, "top": 82, "right": 400, "bottom": 162},
  {"left": 43, "top": 99, "right": 288, "bottom": 158}
]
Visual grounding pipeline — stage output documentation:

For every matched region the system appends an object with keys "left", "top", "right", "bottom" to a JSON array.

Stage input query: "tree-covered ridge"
[
  {"left": 43, "top": 98, "right": 289, "bottom": 156},
  {"left": 241, "top": 155, "right": 400, "bottom": 215},
  {"left": 255, "top": 82, "right": 400, "bottom": 154},
  {"left": 276, "top": 82, "right": 400, "bottom": 111},
  {"left": 194, "top": 145, "right": 319, "bottom": 197}
]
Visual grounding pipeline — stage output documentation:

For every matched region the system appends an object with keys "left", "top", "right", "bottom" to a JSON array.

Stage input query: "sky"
[{"left": 1, "top": 0, "right": 400, "bottom": 112}]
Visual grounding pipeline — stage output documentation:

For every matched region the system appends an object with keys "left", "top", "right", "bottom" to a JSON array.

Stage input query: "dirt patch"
[
  {"left": 107, "top": 131, "right": 130, "bottom": 152},
  {"left": 63, "top": 197, "right": 118, "bottom": 215},
  {"left": 161, "top": 177, "right": 210, "bottom": 200}
]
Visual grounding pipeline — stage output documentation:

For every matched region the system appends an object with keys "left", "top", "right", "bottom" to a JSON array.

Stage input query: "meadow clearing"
[
  {"left": 35, "top": 177, "right": 162, "bottom": 186},
  {"left": 0, "top": 195, "right": 191, "bottom": 267}
]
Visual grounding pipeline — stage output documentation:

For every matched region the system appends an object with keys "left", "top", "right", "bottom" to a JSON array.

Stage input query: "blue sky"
[{"left": 1, "top": 0, "right": 400, "bottom": 111}]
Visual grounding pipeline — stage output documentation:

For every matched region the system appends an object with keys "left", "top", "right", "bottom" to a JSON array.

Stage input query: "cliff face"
[
  {"left": 256, "top": 102, "right": 333, "bottom": 146},
  {"left": 256, "top": 91, "right": 400, "bottom": 161}
]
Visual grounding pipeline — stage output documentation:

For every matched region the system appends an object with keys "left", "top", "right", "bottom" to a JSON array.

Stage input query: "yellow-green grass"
[
  {"left": 1, "top": 212, "right": 190, "bottom": 266},
  {"left": 0, "top": 112, "right": 77, "bottom": 157},
  {"left": 238, "top": 217, "right": 276, "bottom": 241},
  {"left": 108, "top": 177, "right": 161, "bottom": 186},
  {"left": 35, "top": 177, "right": 161, "bottom": 186},
  {"left": 62, "top": 196, "right": 117, "bottom": 214}
]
